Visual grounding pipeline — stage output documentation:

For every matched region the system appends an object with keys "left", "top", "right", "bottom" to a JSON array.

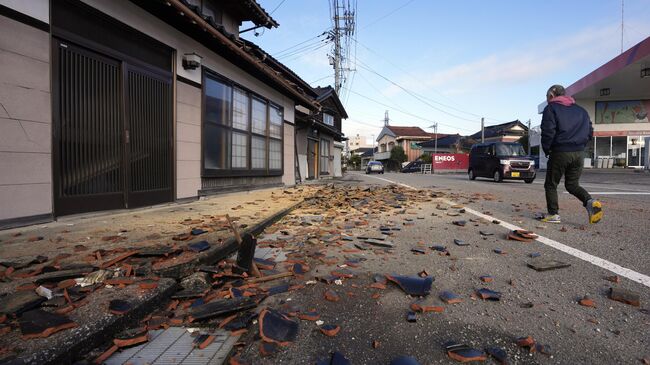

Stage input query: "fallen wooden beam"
[{"left": 246, "top": 271, "right": 292, "bottom": 284}]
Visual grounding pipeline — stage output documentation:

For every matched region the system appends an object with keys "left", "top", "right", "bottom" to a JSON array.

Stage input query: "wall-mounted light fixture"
[
  {"left": 182, "top": 52, "right": 202, "bottom": 70},
  {"left": 641, "top": 67, "right": 650, "bottom": 78},
  {"left": 599, "top": 88, "right": 610, "bottom": 96}
]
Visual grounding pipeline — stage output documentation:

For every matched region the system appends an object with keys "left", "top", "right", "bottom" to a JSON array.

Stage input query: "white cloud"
[{"left": 387, "top": 22, "right": 650, "bottom": 97}]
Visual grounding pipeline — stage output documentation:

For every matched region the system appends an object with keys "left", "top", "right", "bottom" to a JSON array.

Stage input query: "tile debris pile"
[
  {"left": 0, "top": 188, "right": 319, "bottom": 362},
  {"left": 0, "top": 183, "right": 645, "bottom": 364}
]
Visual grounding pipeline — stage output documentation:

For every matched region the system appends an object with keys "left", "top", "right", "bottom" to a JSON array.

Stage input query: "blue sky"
[{"left": 245, "top": 1, "right": 650, "bottom": 142}]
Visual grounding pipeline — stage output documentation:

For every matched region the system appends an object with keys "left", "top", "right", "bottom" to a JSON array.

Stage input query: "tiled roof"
[
  {"left": 386, "top": 126, "right": 432, "bottom": 137},
  {"left": 469, "top": 120, "right": 527, "bottom": 139}
]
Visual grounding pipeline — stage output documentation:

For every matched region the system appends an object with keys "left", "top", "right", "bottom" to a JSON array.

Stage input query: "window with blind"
[{"left": 202, "top": 70, "right": 283, "bottom": 177}]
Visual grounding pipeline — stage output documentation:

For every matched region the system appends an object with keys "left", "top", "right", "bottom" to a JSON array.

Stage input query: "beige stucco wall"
[
  {"left": 0, "top": 14, "right": 52, "bottom": 221},
  {"left": 282, "top": 123, "right": 295, "bottom": 186},
  {"left": 176, "top": 81, "right": 202, "bottom": 199},
  {"left": 378, "top": 134, "right": 395, "bottom": 152}
]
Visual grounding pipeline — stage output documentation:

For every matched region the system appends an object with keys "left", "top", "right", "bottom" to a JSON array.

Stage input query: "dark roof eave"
[{"left": 165, "top": 0, "right": 316, "bottom": 108}]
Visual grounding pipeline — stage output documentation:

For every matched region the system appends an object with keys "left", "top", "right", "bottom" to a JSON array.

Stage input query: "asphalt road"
[
  {"left": 350, "top": 170, "right": 650, "bottom": 278},
  {"left": 240, "top": 171, "right": 650, "bottom": 364}
]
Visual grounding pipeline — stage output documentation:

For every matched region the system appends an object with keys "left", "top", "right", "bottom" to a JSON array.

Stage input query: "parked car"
[
  {"left": 365, "top": 161, "right": 384, "bottom": 174},
  {"left": 468, "top": 142, "right": 535, "bottom": 183},
  {"left": 401, "top": 160, "right": 424, "bottom": 173}
]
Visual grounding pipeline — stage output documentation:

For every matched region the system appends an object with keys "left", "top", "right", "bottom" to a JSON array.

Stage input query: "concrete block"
[
  {"left": 0, "top": 15, "right": 49, "bottom": 63},
  {"left": 177, "top": 141, "right": 201, "bottom": 162},
  {"left": 176, "top": 177, "right": 201, "bottom": 199},
  {"left": 176, "top": 159, "right": 201, "bottom": 179},
  {"left": 0, "top": 49, "right": 49, "bottom": 92},
  {"left": 177, "top": 121, "right": 200, "bottom": 144},
  {"left": 0, "top": 183, "right": 52, "bottom": 220},
  {"left": 0, "top": 118, "right": 51, "bottom": 153},
  {"left": 0, "top": 84, "right": 51, "bottom": 123},
  {"left": 176, "top": 81, "right": 201, "bottom": 107},
  {"left": 176, "top": 102, "right": 200, "bottom": 126},
  {"left": 0, "top": 151, "right": 51, "bottom": 185}
]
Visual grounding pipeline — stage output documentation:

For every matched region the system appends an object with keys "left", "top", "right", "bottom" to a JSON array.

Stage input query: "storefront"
[{"left": 535, "top": 36, "right": 650, "bottom": 169}]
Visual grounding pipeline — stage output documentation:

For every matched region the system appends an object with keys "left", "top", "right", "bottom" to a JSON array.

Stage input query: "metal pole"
[
  {"left": 481, "top": 118, "right": 485, "bottom": 143},
  {"left": 434, "top": 123, "right": 438, "bottom": 155},
  {"left": 527, "top": 119, "right": 531, "bottom": 155}
]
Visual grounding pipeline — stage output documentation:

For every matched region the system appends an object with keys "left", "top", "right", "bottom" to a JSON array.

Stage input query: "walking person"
[{"left": 540, "top": 84, "right": 603, "bottom": 224}]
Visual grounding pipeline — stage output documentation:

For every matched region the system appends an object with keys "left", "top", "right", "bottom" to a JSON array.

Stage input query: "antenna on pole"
[{"left": 621, "top": 0, "right": 624, "bottom": 54}]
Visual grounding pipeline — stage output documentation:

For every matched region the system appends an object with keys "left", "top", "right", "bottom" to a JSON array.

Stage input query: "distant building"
[
  {"left": 535, "top": 36, "right": 650, "bottom": 169},
  {"left": 348, "top": 134, "right": 372, "bottom": 150},
  {"left": 295, "top": 86, "right": 348, "bottom": 181},
  {"left": 469, "top": 120, "right": 528, "bottom": 143},
  {"left": 418, "top": 134, "right": 477, "bottom": 154},
  {"left": 375, "top": 125, "right": 441, "bottom": 162}
]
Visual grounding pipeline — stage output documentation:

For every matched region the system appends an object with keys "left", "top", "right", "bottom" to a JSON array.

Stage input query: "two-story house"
[
  {"left": 0, "top": 0, "right": 321, "bottom": 228},
  {"left": 374, "top": 125, "right": 437, "bottom": 162},
  {"left": 295, "top": 86, "right": 348, "bottom": 180},
  {"left": 469, "top": 120, "right": 528, "bottom": 143}
]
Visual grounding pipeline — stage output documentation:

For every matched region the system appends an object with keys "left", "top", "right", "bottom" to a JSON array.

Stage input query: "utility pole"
[
  {"left": 621, "top": 0, "right": 624, "bottom": 54},
  {"left": 329, "top": 0, "right": 356, "bottom": 95},
  {"left": 433, "top": 123, "right": 438, "bottom": 155},
  {"left": 481, "top": 117, "right": 485, "bottom": 143},
  {"left": 527, "top": 119, "right": 531, "bottom": 155}
]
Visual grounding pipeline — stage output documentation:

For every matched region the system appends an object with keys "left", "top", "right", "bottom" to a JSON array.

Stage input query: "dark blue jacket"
[{"left": 541, "top": 102, "right": 593, "bottom": 156}]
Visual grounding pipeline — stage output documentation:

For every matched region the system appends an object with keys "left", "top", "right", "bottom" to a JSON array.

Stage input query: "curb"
[
  {"left": 5, "top": 278, "right": 177, "bottom": 365},
  {"left": 153, "top": 199, "right": 305, "bottom": 279}
]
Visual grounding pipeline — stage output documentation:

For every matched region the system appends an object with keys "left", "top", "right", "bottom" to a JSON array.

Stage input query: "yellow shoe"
[
  {"left": 540, "top": 214, "right": 561, "bottom": 223},
  {"left": 586, "top": 199, "right": 603, "bottom": 224}
]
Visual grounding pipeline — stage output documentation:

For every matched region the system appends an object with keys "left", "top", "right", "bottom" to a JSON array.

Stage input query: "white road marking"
[
  {"left": 361, "top": 173, "right": 650, "bottom": 288},
  {"left": 564, "top": 192, "right": 650, "bottom": 195}
]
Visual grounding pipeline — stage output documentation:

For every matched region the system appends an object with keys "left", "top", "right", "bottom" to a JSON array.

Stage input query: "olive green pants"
[{"left": 544, "top": 151, "right": 592, "bottom": 215}]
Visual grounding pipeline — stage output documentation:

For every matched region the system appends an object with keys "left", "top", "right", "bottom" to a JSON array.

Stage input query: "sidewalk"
[{"left": 0, "top": 185, "right": 319, "bottom": 364}]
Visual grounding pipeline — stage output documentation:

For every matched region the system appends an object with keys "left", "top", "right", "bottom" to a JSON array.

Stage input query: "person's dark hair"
[{"left": 546, "top": 84, "right": 566, "bottom": 99}]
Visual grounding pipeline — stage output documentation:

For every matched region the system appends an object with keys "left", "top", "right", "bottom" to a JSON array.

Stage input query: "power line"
[
  {"left": 278, "top": 41, "right": 329, "bottom": 62},
  {"left": 355, "top": 60, "right": 480, "bottom": 123},
  {"left": 361, "top": 0, "right": 416, "bottom": 30},
  {"left": 342, "top": 86, "right": 475, "bottom": 133},
  {"left": 269, "top": 0, "right": 287, "bottom": 14},
  {"left": 352, "top": 37, "right": 509, "bottom": 123},
  {"left": 270, "top": 31, "right": 328, "bottom": 58}
]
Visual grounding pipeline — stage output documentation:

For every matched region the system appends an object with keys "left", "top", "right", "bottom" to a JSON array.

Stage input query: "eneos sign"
[{"left": 430, "top": 153, "right": 468, "bottom": 170}]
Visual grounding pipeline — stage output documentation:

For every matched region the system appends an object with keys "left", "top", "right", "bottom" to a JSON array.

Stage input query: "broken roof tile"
[
  {"left": 109, "top": 299, "right": 131, "bottom": 315},
  {"left": 527, "top": 258, "right": 570, "bottom": 271},
  {"left": 259, "top": 308, "right": 299, "bottom": 346},
  {"left": 324, "top": 290, "right": 340, "bottom": 302},
  {"left": 188, "top": 240, "right": 210, "bottom": 253},
  {"left": 486, "top": 347, "right": 508, "bottom": 364},
  {"left": 516, "top": 336, "right": 536, "bottom": 353},
  {"left": 18, "top": 309, "right": 77, "bottom": 339},
  {"left": 390, "top": 356, "right": 421, "bottom": 365},
  {"left": 439, "top": 291, "right": 463, "bottom": 304},
  {"left": 445, "top": 342, "right": 487, "bottom": 362},
  {"left": 386, "top": 275, "right": 433, "bottom": 296},
  {"left": 320, "top": 324, "right": 341, "bottom": 337},
  {"left": 189, "top": 297, "right": 258, "bottom": 321},
  {"left": 608, "top": 287, "right": 640, "bottom": 307},
  {"left": 476, "top": 288, "right": 501, "bottom": 301},
  {"left": 316, "top": 351, "right": 351, "bottom": 365}
]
